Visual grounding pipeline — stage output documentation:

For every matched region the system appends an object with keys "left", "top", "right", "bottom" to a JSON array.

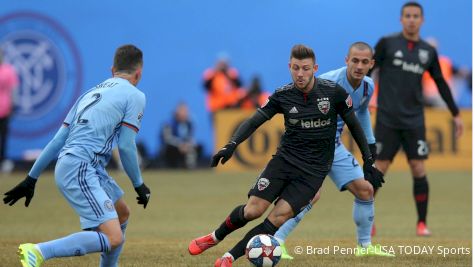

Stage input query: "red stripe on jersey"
[
  {"left": 63, "top": 122, "right": 70, "bottom": 127},
  {"left": 121, "top": 122, "right": 139, "bottom": 132}
]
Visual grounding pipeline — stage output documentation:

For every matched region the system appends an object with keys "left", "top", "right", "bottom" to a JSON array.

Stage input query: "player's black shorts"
[
  {"left": 248, "top": 155, "right": 325, "bottom": 216},
  {"left": 375, "top": 122, "right": 428, "bottom": 161}
]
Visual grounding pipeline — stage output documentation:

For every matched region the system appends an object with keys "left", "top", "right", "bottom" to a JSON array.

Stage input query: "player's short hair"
[
  {"left": 401, "top": 1, "right": 423, "bottom": 16},
  {"left": 113, "top": 44, "right": 143, "bottom": 74},
  {"left": 290, "top": 44, "right": 316, "bottom": 63},
  {"left": 348, "top": 42, "right": 373, "bottom": 57}
]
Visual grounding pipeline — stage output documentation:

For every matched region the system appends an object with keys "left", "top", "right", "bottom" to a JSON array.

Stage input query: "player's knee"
[
  {"left": 408, "top": 160, "right": 425, "bottom": 177},
  {"left": 244, "top": 197, "right": 270, "bottom": 220},
  {"left": 355, "top": 183, "right": 374, "bottom": 200},
  {"left": 375, "top": 160, "right": 390, "bottom": 174},
  {"left": 117, "top": 205, "right": 130, "bottom": 224},
  {"left": 268, "top": 211, "right": 294, "bottom": 227},
  {"left": 107, "top": 232, "right": 124, "bottom": 249},
  {"left": 311, "top": 190, "right": 321, "bottom": 204},
  {"left": 243, "top": 205, "right": 265, "bottom": 220}
]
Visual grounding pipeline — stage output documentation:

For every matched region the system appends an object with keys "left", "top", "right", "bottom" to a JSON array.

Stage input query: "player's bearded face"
[
  {"left": 346, "top": 48, "right": 374, "bottom": 82},
  {"left": 289, "top": 58, "right": 317, "bottom": 91},
  {"left": 401, "top": 6, "right": 423, "bottom": 35}
]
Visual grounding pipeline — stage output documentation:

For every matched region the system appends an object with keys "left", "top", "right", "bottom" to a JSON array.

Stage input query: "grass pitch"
[{"left": 0, "top": 169, "right": 471, "bottom": 266}]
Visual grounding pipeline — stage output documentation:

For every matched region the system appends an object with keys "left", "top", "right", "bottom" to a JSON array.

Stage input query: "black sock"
[
  {"left": 413, "top": 176, "right": 429, "bottom": 223},
  {"left": 214, "top": 205, "right": 249, "bottom": 241},
  {"left": 228, "top": 218, "right": 279, "bottom": 260}
]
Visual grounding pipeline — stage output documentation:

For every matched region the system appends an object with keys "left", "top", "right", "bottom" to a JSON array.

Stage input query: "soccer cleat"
[
  {"left": 188, "top": 233, "right": 219, "bottom": 255},
  {"left": 371, "top": 223, "right": 376, "bottom": 237},
  {"left": 18, "top": 243, "right": 44, "bottom": 267},
  {"left": 416, "top": 222, "right": 431, "bottom": 236},
  {"left": 355, "top": 244, "right": 395, "bottom": 257},
  {"left": 280, "top": 243, "right": 294, "bottom": 260},
  {"left": 214, "top": 255, "right": 233, "bottom": 267}
]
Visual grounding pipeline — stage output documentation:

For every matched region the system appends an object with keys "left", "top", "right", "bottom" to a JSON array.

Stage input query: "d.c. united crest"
[
  {"left": 257, "top": 178, "right": 270, "bottom": 191},
  {"left": 317, "top": 97, "right": 330, "bottom": 114}
]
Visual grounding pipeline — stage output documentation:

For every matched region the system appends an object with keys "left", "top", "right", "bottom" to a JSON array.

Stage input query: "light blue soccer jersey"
[
  {"left": 59, "top": 77, "right": 145, "bottom": 168},
  {"left": 319, "top": 67, "right": 375, "bottom": 190},
  {"left": 318, "top": 67, "right": 375, "bottom": 145}
]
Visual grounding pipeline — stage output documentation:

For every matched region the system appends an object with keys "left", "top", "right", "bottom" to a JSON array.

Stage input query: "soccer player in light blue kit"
[
  {"left": 275, "top": 42, "right": 394, "bottom": 258},
  {"left": 3, "top": 44, "right": 151, "bottom": 267}
]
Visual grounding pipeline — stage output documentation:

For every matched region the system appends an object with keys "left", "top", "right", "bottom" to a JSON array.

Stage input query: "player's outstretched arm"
[
  {"left": 343, "top": 112, "right": 385, "bottom": 189},
  {"left": 117, "top": 126, "right": 150, "bottom": 208},
  {"left": 211, "top": 111, "right": 268, "bottom": 167},
  {"left": 3, "top": 126, "right": 69, "bottom": 207}
]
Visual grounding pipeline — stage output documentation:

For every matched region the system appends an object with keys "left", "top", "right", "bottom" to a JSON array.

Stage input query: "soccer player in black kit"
[
  {"left": 372, "top": 2, "right": 464, "bottom": 236},
  {"left": 188, "top": 44, "right": 385, "bottom": 267}
]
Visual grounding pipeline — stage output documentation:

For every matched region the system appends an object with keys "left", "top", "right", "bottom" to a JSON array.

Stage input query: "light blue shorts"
[
  {"left": 328, "top": 144, "right": 364, "bottom": 191},
  {"left": 55, "top": 154, "right": 124, "bottom": 229}
]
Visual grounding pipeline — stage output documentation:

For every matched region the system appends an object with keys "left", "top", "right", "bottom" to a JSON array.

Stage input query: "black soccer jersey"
[
  {"left": 257, "top": 78, "right": 353, "bottom": 177},
  {"left": 374, "top": 33, "right": 459, "bottom": 129}
]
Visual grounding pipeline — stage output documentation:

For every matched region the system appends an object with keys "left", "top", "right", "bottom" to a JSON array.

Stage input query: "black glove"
[
  {"left": 134, "top": 183, "right": 150, "bottom": 209},
  {"left": 3, "top": 175, "right": 37, "bottom": 207},
  {"left": 363, "top": 158, "right": 385, "bottom": 189},
  {"left": 211, "top": 141, "right": 237, "bottom": 167},
  {"left": 369, "top": 143, "right": 377, "bottom": 159}
]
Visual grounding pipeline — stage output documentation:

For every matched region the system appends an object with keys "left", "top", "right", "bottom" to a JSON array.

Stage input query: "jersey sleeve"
[
  {"left": 426, "top": 49, "right": 459, "bottom": 116},
  {"left": 122, "top": 91, "right": 146, "bottom": 132},
  {"left": 373, "top": 37, "right": 386, "bottom": 69},
  {"left": 356, "top": 79, "right": 376, "bottom": 144},
  {"left": 334, "top": 84, "right": 353, "bottom": 118},
  {"left": 257, "top": 92, "right": 281, "bottom": 120},
  {"left": 28, "top": 126, "right": 70, "bottom": 179}
]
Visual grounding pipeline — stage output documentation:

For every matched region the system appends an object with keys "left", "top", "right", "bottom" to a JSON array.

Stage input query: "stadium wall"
[
  {"left": 214, "top": 109, "right": 472, "bottom": 171},
  {"left": 0, "top": 1, "right": 471, "bottom": 161}
]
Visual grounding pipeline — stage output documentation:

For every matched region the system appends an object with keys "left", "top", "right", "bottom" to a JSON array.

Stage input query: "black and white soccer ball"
[{"left": 245, "top": 234, "right": 282, "bottom": 267}]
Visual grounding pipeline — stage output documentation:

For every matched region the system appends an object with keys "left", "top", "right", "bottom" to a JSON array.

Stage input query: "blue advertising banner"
[{"left": 0, "top": 0, "right": 471, "bottom": 160}]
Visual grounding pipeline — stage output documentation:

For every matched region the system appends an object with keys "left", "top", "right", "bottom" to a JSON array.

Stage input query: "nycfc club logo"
[
  {"left": 418, "top": 49, "right": 429, "bottom": 64},
  {"left": 0, "top": 12, "right": 82, "bottom": 138},
  {"left": 257, "top": 177, "right": 270, "bottom": 191},
  {"left": 317, "top": 97, "right": 330, "bottom": 114},
  {"left": 104, "top": 200, "right": 115, "bottom": 212}
]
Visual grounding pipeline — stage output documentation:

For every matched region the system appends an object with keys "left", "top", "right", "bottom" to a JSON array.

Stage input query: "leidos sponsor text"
[{"left": 301, "top": 118, "right": 331, "bottom": 129}]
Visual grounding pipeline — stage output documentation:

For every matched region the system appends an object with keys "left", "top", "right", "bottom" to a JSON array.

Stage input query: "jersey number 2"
[{"left": 77, "top": 93, "right": 102, "bottom": 124}]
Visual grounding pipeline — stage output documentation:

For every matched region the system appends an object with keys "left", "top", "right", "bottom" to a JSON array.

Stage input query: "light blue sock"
[
  {"left": 353, "top": 198, "right": 374, "bottom": 247},
  {"left": 274, "top": 203, "right": 313, "bottom": 243},
  {"left": 38, "top": 231, "right": 111, "bottom": 260},
  {"left": 100, "top": 220, "right": 128, "bottom": 267}
]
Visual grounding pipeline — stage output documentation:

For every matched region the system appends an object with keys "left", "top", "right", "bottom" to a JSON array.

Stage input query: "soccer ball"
[{"left": 245, "top": 234, "right": 282, "bottom": 267}]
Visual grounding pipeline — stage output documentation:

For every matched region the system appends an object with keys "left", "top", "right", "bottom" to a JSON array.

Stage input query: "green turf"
[{"left": 0, "top": 169, "right": 471, "bottom": 266}]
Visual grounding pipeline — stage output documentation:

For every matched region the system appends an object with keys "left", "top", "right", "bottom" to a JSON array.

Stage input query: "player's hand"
[
  {"left": 211, "top": 141, "right": 237, "bottom": 167},
  {"left": 369, "top": 143, "right": 377, "bottom": 159},
  {"left": 363, "top": 159, "right": 385, "bottom": 189},
  {"left": 3, "top": 175, "right": 37, "bottom": 207},
  {"left": 453, "top": 115, "right": 463, "bottom": 138},
  {"left": 134, "top": 183, "right": 150, "bottom": 209}
]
